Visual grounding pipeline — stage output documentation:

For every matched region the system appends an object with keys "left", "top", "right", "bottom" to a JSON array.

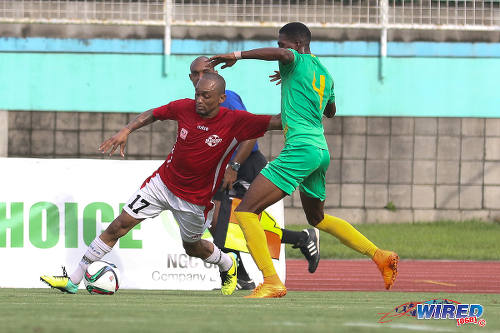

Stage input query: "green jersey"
[{"left": 279, "top": 49, "right": 335, "bottom": 149}]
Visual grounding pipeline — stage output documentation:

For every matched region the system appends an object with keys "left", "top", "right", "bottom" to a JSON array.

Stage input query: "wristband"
[
  {"left": 234, "top": 51, "right": 242, "bottom": 60},
  {"left": 229, "top": 161, "right": 241, "bottom": 172}
]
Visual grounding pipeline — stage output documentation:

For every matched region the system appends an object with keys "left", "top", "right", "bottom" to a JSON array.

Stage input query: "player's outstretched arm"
[
  {"left": 209, "top": 48, "right": 294, "bottom": 69},
  {"left": 323, "top": 102, "right": 336, "bottom": 118},
  {"left": 99, "top": 109, "right": 156, "bottom": 157}
]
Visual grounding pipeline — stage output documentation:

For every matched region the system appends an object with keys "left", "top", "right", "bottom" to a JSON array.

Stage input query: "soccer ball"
[{"left": 84, "top": 260, "right": 120, "bottom": 295}]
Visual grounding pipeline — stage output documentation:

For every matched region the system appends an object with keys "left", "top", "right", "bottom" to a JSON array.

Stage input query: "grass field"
[
  {"left": 285, "top": 221, "right": 500, "bottom": 260},
  {"left": 4, "top": 221, "right": 499, "bottom": 333},
  {"left": 2, "top": 289, "right": 499, "bottom": 333}
]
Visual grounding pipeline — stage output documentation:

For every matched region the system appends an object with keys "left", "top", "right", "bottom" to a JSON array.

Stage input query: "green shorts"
[{"left": 261, "top": 143, "right": 330, "bottom": 200}]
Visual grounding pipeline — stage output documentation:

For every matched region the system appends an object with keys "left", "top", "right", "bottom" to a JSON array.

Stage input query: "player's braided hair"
[{"left": 279, "top": 22, "right": 311, "bottom": 44}]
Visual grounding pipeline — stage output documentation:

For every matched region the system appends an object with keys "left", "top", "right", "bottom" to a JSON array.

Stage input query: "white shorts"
[{"left": 123, "top": 173, "right": 214, "bottom": 243}]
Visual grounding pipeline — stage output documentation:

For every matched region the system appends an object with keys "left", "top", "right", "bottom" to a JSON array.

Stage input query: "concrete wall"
[
  {"left": 0, "top": 111, "right": 7, "bottom": 157},
  {"left": 8, "top": 111, "right": 500, "bottom": 224}
]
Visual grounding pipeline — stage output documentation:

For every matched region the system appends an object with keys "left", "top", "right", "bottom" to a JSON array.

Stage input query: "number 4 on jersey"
[{"left": 312, "top": 72, "right": 326, "bottom": 110}]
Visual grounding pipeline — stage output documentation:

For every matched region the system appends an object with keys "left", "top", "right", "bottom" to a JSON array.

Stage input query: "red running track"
[{"left": 286, "top": 259, "right": 500, "bottom": 293}]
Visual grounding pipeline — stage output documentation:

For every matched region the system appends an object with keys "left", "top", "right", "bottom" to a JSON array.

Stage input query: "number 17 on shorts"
[{"left": 123, "top": 192, "right": 161, "bottom": 220}]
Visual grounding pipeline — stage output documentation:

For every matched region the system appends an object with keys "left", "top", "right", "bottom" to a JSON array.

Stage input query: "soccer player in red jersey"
[{"left": 40, "top": 72, "right": 282, "bottom": 296}]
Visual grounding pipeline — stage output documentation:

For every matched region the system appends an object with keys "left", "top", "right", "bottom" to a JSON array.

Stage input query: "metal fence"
[
  {"left": 1, "top": 0, "right": 499, "bottom": 57},
  {"left": 0, "top": 0, "right": 499, "bottom": 29}
]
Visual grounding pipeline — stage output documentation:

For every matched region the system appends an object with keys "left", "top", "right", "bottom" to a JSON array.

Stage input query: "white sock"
[
  {"left": 203, "top": 245, "right": 233, "bottom": 272},
  {"left": 69, "top": 237, "right": 112, "bottom": 284}
]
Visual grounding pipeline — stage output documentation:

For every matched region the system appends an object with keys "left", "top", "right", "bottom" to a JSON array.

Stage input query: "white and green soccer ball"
[{"left": 84, "top": 260, "right": 121, "bottom": 295}]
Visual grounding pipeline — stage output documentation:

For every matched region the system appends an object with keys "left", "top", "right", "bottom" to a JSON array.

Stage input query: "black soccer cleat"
[
  {"left": 236, "top": 278, "right": 256, "bottom": 290},
  {"left": 293, "top": 228, "right": 320, "bottom": 273}
]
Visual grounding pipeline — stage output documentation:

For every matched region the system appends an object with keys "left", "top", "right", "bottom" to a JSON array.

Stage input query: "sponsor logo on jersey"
[
  {"left": 205, "top": 134, "right": 222, "bottom": 147},
  {"left": 197, "top": 125, "right": 209, "bottom": 131},
  {"left": 180, "top": 128, "right": 188, "bottom": 140}
]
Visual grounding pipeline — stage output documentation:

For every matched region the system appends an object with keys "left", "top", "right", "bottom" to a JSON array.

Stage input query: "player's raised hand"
[
  {"left": 269, "top": 70, "right": 281, "bottom": 85},
  {"left": 209, "top": 53, "right": 237, "bottom": 69},
  {"left": 99, "top": 127, "right": 131, "bottom": 157}
]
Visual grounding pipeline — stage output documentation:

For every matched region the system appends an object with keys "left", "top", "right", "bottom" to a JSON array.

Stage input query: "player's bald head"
[
  {"left": 189, "top": 56, "right": 218, "bottom": 88},
  {"left": 190, "top": 56, "right": 211, "bottom": 72},
  {"left": 195, "top": 72, "right": 226, "bottom": 118},
  {"left": 197, "top": 72, "right": 226, "bottom": 94}
]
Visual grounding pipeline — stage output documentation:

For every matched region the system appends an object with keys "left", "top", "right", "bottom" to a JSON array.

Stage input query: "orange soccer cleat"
[
  {"left": 373, "top": 249, "right": 399, "bottom": 290},
  {"left": 245, "top": 275, "right": 287, "bottom": 298}
]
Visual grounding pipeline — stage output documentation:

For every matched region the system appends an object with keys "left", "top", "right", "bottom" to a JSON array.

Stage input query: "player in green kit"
[{"left": 210, "top": 22, "right": 398, "bottom": 298}]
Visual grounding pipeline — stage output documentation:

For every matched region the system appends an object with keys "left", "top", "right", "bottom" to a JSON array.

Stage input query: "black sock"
[{"left": 281, "top": 229, "right": 307, "bottom": 245}]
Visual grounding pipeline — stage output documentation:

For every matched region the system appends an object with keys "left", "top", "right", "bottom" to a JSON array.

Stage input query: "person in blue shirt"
[{"left": 189, "top": 56, "right": 320, "bottom": 290}]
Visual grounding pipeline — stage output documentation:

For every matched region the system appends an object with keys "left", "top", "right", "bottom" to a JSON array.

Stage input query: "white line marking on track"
[{"left": 414, "top": 280, "right": 457, "bottom": 287}]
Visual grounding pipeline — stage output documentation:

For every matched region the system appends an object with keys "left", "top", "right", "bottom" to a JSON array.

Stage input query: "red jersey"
[{"left": 151, "top": 98, "right": 271, "bottom": 206}]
